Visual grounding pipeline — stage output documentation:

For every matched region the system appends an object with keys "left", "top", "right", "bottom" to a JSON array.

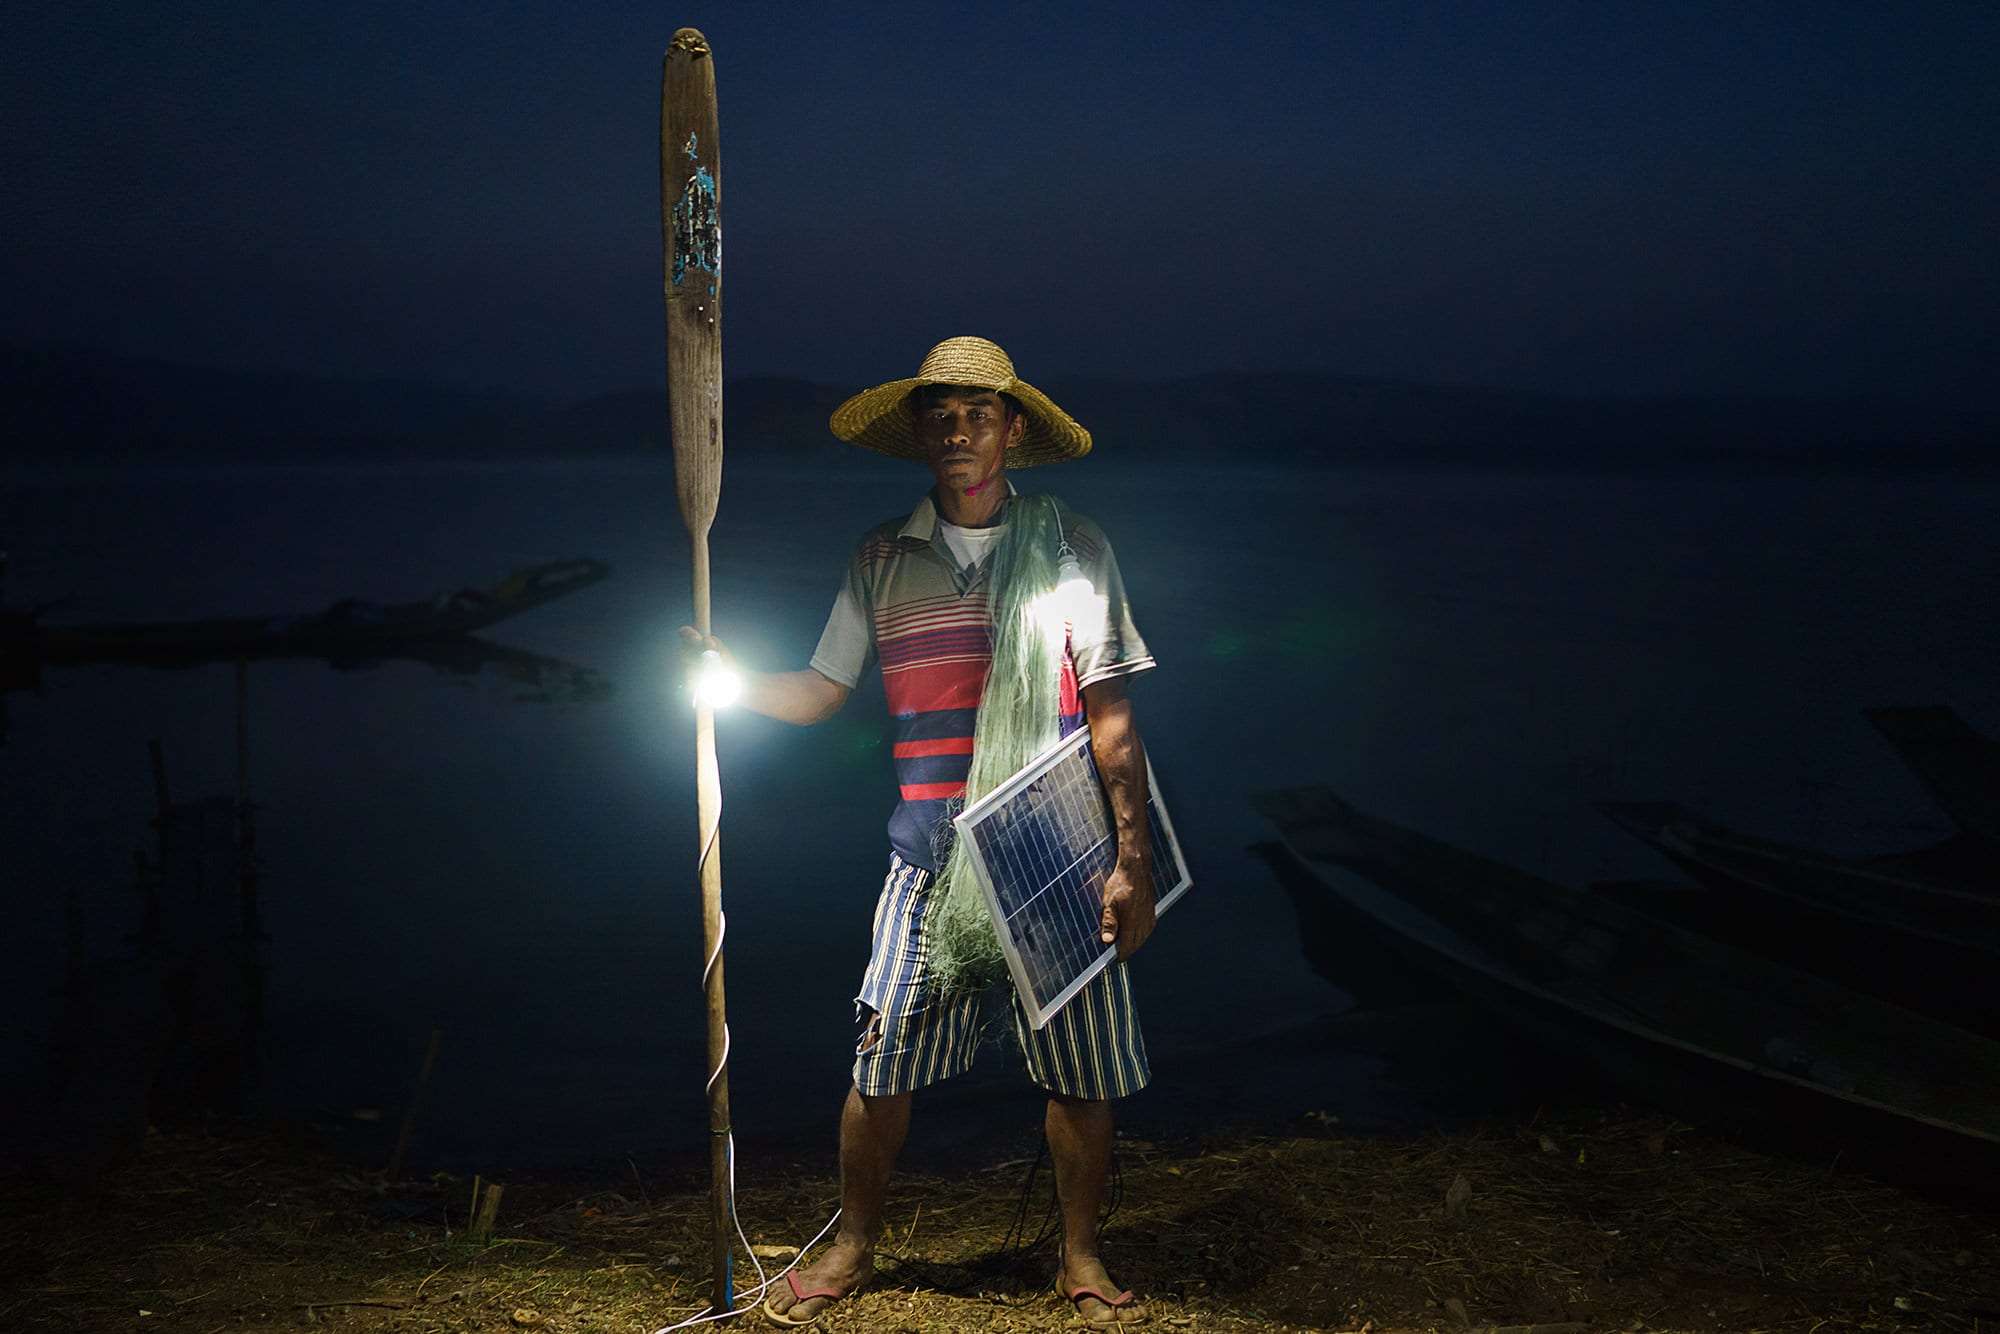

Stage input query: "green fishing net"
[{"left": 922, "top": 494, "right": 1068, "bottom": 991}]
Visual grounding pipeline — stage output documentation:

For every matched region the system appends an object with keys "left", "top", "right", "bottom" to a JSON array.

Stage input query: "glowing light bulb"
[
  {"left": 1056, "top": 547, "right": 1099, "bottom": 616},
  {"left": 692, "top": 648, "right": 742, "bottom": 709},
  {"left": 1035, "top": 547, "right": 1103, "bottom": 639}
]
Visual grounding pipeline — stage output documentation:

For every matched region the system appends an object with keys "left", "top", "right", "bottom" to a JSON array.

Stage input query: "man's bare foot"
[
  {"left": 762, "top": 1238, "right": 873, "bottom": 1326},
  {"left": 1059, "top": 1254, "right": 1147, "bottom": 1326}
]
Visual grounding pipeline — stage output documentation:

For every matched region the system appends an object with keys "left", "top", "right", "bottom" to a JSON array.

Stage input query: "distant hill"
[
  {"left": 1044, "top": 373, "right": 1995, "bottom": 471},
  {"left": 1, "top": 342, "right": 1991, "bottom": 471},
  {"left": 0, "top": 342, "right": 539, "bottom": 461},
  {"left": 533, "top": 378, "right": 853, "bottom": 458}
]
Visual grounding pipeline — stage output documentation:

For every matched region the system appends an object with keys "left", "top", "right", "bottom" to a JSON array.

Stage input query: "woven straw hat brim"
[{"left": 828, "top": 338, "right": 1091, "bottom": 467}]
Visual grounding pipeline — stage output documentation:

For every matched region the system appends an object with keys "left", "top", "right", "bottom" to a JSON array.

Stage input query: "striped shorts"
[{"left": 852, "top": 853, "right": 1150, "bottom": 1100}]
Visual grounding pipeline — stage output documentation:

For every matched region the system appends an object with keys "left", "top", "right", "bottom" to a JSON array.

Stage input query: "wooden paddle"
[{"left": 660, "top": 27, "right": 733, "bottom": 1315}]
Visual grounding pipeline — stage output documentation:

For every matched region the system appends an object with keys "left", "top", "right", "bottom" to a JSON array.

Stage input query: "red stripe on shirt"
[
  {"left": 892, "top": 737, "right": 976, "bottom": 759},
  {"left": 899, "top": 781, "right": 967, "bottom": 801},
  {"left": 885, "top": 660, "right": 989, "bottom": 713},
  {"left": 878, "top": 595, "right": 987, "bottom": 637}
]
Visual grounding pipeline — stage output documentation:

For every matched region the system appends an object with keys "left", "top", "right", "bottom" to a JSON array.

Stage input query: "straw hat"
[{"left": 829, "top": 336, "right": 1091, "bottom": 467}]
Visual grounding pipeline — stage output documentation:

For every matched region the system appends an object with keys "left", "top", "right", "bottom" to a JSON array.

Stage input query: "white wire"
[
  {"left": 654, "top": 724, "right": 842, "bottom": 1332},
  {"left": 699, "top": 757, "right": 725, "bottom": 1099},
  {"left": 704, "top": 909, "right": 729, "bottom": 1096},
  {"left": 648, "top": 1128, "right": 842, "bottom": 1333}
]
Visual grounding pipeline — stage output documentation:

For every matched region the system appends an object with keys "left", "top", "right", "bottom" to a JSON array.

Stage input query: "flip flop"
[
  {"left": 761, "top": 1269, "right": 856, "bottom": 1329},
  {"left": 1066, "top": 1284, "right": 1144, "bottom": 1327}
]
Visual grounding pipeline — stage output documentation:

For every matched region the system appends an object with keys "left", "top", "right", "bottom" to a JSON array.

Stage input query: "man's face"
[{"left": 913, "top": 388, "right": 1024, "bottom": 496}]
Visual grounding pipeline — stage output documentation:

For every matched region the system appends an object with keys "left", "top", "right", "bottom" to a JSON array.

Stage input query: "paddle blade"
[{"left": 661, "top": 29, "right": 723, "bottom": 537}]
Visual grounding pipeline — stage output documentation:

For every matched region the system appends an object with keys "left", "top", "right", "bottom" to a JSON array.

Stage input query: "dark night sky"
[{"left": 4, "top": 1, "right": 1996, "bottom": 406}]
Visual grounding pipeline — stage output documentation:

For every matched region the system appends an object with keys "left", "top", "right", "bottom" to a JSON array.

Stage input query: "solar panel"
[{"left": 953, "top": 725, "right": 1192, "bottom": 1028}]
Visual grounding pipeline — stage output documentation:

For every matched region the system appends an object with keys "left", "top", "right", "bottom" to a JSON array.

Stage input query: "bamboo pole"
[{"left": 661, "top": 27, "right": 734, "bottom": 1315}]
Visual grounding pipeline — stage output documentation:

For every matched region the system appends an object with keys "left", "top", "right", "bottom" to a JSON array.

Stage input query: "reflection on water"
[{"left": 2, "top": 457, "right": 1997, "bottom": 1170}]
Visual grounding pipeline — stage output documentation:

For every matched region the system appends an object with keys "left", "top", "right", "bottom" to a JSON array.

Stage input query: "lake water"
[{"left": 4, "top": 456, "right": 1996, "bottom": 1170}]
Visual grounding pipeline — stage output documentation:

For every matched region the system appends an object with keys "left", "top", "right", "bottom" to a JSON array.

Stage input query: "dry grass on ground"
[{"left": 3, "top": 1112, "right": 1998, "bottom": 1333}]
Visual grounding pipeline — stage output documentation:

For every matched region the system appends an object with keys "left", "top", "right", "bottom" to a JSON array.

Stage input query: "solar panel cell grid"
[{"left": 955, "top": 727, "right": 1192, "bottom": 1027}]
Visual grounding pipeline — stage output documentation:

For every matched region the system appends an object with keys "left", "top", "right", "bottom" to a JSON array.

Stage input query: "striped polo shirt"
[{"left": 809, "top": 485, "right": 1155, "bottom": 872}]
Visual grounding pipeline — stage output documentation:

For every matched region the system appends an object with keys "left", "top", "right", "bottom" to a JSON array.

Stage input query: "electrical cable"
[
  {"left": 649, "top": 705, "right": 840, "bottom": 1332},
  {"left": 648, "top": 1128, "right": 841, "bottom": 1332},
  {"left": 698, "top": 730, "right": 734, "bottom": 1296},
  {"left": 701, "top": 903, "right": 727, "bottom": 1098},
  {"left": 996, "top": 1135, "right": 1059, "bottom": 1260}
]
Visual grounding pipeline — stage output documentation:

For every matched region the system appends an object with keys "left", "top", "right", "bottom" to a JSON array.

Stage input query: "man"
[{"left": 684, "top": 336, "right": 1158, "bottom": 1328}]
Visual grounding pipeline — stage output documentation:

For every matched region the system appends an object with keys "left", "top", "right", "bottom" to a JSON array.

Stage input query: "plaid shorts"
[{"left": 852, "top": 853, "right": 1150, "bottom": 1100}]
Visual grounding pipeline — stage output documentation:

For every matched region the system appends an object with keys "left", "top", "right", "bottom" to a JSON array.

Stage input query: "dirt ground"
[{"left": 4, "top": 1110, "right": 1998, "bottom": 1334}]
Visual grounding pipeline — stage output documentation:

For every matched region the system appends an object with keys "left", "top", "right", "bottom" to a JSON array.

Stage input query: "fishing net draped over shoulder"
[{"left": 922, "top": 494, "right": 1071, "bottom": 990}]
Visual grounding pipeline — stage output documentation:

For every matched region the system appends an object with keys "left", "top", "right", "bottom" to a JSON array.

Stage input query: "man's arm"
[
  {"left": 678, "top": 627, "right": 851, "bottom": 725},
  {"left": 1083, "top": 674, "right": 1155, "bottom": 962},
  {"left": 743, "top": 664, "right": 851, "bottom": 724}
]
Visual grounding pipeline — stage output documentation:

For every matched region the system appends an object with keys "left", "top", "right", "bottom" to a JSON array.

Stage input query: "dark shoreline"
[{"left": 7, "top": 1098, "right": 1997, "bottom": 1334}]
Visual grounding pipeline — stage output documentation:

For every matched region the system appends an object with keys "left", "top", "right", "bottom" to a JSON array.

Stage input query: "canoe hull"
[
  {"left": 1597, "top": 800, "right": 2000, "bottom": 1036},
  {"left": 1256, "top": 786, "right": 2000, "bottom": 1188}
]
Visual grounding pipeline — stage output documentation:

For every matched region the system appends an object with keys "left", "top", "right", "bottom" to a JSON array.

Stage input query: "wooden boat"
[
  {"left": 1597, "top": 800, "right": 2000, "bottom": 1036},
  {"left": 1255, "top": 785, "right": 2000, "bottom": 1182},
  {"left": 23, "top": 558, "right": 609, "bottom": 668},
  {"left": 1586, "top": 878, "right": 1743, "bottom": 938},
  {"left": 1865, "top": 705, "right": 2000, "bottom": 854},
  {"left": 1248, "top": 841, "right": 1431, "bottom": 1010}
]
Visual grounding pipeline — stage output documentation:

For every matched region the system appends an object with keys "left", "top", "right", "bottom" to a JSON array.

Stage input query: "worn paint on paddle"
[
  {"left": 672, "top": 129, "right": 719, "bottom": 287},
  {"left": 672, "top": 164, "right": 721, "bottom": 286}
]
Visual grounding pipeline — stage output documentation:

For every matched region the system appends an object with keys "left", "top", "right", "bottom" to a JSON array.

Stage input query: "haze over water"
[{"left": 5, "top": 455, "right": 1996, "bottom": 1168}]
